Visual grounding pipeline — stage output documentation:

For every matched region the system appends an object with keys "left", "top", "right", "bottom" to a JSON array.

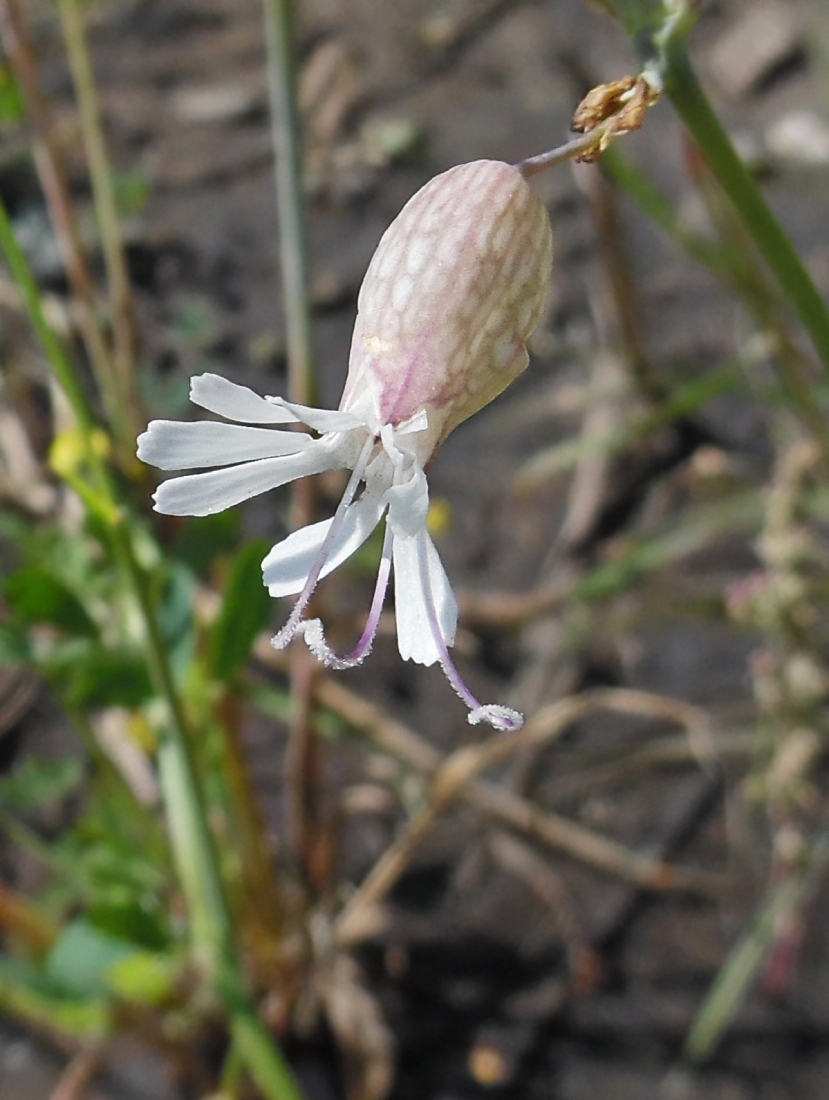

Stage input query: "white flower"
[{"left": 138, "top": 159, "right": 553, "bottom": 731}]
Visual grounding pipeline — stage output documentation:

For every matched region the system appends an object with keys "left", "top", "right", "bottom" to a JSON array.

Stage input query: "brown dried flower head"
[{"left": 571, "top": 75, "right": 660, "bottom": 163}]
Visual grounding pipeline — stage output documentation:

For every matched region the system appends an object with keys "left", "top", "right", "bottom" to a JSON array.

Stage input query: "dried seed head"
[
  {"left": 571, "top": 76, "right": 638, "bottom": 133},
  {"left": 340, "top": 159, "right": 553, "bottom": 456},
  {"left": 571, "top": 76, "right": 660, "bottom": 163}
]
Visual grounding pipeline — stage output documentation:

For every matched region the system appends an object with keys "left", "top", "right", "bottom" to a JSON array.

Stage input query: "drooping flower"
[{"left": 138, "top": 159, "right": 552, "bottom": 730}]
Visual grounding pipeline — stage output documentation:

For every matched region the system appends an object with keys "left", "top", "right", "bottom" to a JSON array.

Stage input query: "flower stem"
[
  {"left": 514, "top": 126, "right": 623, "bottom": 178},
  {"left": 262, "top": 0, "right": 316, "bottom": 408},
  {"left": 662, "top": 40, "right": 829, "bottom": 374},
  {"left": 0, "top": 196, "right": 305, "bottom": 1100},
  {"left": 262, "top": 0, "right": 323, "bottom": 893}
]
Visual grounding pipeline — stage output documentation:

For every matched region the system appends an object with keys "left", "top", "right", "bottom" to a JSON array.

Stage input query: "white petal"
[
  {"left": 385, "top": 464, "right": 429, "bottom": 539},
  {"left": 267, "top": 396, "right": 365, "bottom": 434},
  {"left": 263, "top": 493, "right": 386, "bottom": 596},
  {"left": 190, "top": 373, "right": 300, "bottom": 424},
  {"left": 152, "top": 447, "right": 334, "bottom": 517},
  {"left": 393, "top": 531, "right": 457, "bottom": 666},
  {"left": 138, "top": 420, "right": 312, "bottom": 470}
]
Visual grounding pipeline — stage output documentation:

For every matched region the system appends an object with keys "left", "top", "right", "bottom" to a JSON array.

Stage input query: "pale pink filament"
[
  {"left": 415, "top": 531, "right": 523, "bottom": 731},
  {"left": 301, "top": 526, "right": 393, "bottom": 670}
]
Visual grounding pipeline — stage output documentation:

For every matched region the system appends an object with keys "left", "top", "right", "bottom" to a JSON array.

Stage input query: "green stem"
[
  {"left": 262, "top": 0, "right": 321, "bottom": 891},
  {"left": 0, "top": 196, "right": 305, "bottom": 1100},
  {"left": 0, "top": 199, "right": 94, "bottom": 434},
  {"left": 231, "top": 1006, "right": 306, "bottom": 1100},
  {"left": 602, "top": 145, "right": 829, "bottom": 467},
  {"left": 262, "top": 0, "right": 316, "bottom": 407},
  {"left": 663, "top": 41, "right": 829, "bottom": 374},
  {"left": 0, "top": 0, "right": 130, "bottom": 452},
  {"left": 56, "top": 0, "right": 140, "bottom": 443},
  {"left": 685, "top": 834, "right": 829, "bottom": 1062}
]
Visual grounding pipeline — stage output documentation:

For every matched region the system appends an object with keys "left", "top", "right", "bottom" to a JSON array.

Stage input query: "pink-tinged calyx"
[{"left": 339, "top": 159, "right": 553, "bottom": 459}]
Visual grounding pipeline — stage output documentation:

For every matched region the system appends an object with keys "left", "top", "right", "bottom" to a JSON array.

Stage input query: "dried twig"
[
  {"left": 49, "top": 1049, "right": 102, "bottom": 1100},
  {"left": 456, "top": 572, "right": 571, "bottom": 630},
  {"left": 487, "top": 831, "right": 600, "bottom": 988},
  {"left": 310, "top": 677, "right": 721, "bottom": 945}
]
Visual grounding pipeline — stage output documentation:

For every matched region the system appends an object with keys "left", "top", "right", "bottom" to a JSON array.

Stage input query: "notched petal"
[
  {"left": 152, "top": 448, "right": 334, "bottom": 516},
  {"left": 137, "top": 420, "right": 312, "bottom": 470},
  {"left": 190, "top": 373, "right": 302, "bottom": 424}
]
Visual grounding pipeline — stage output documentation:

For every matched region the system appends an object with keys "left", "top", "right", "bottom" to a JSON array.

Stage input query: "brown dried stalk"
[{"left": 314, "top": 679, "right": 721, "bottom": 945}]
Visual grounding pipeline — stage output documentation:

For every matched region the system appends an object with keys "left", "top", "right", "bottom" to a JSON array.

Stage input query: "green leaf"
[
  {"left": 210, "top": 538, "right": 272, "bottom": 680},
  {"left": 0, "top": 956, "right": 109, "bottom": 1037},
  {"left": 42, "top": 918, "right": 174, "bottom": 1007},
  {"left": 87, "top": 899, "right": 170, "bottom": 952},
  {"left": 0, "top": 620, "right": 31, "bottom": 666},
  {"left": 107, "top": 951, "right": 175, "bottom": 1006},
  {"left": 0, "top": 64, "right": 24, "bottom": 124},
  {"left": 4, "top": 566, "right": 97, "bottom": 637},
  {"left": 0, "top": 756, "right": 83, "bottom": 813},
  {"left": 113, "top": 171, "right": 152, "bottom": 218},
  {"left": 45, "top": 919, "right": 143, "bottom": 998},
  {"left": 67, "top": 647, "right": 153, "bottom": 708},
  {"left": 157, "top": 562, "right": 196, "bottom": 681}
]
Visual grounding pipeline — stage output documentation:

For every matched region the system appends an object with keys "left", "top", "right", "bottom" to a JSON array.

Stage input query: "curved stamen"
[
  {"left": 415, "top": 531, "right": 524, "bottom": 732},
  {"left": 272, "top": 434, "right": 377, "bottom": 650},
  {"left": 297, "top": 523, "right": 394, "bottom": 669}
]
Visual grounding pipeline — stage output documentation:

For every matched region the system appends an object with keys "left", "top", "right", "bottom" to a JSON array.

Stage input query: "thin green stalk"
[
  {"left": 0, "top": 190, "right": 228, "bottom": 970},
  {"left": 0, "top": 969, "right": 110, "bottom": 1037},
  {"left": 685, "top": 834, "right": 829, "bottom": 1062},
  {"left": 231, "top": 1008, "right": 306, "bottom": 1100},
  {"left": 0, "top": 199, "right": 94, "bottom": 434},
  {"left": 685, "top": 872, "right": 803, "bottom": 1061},
  {"left": 262, "top": 0, "right": 316, "bottom": 407},
  {"left": 692, "top": 163, "right": 829, "bottom": 467},
  {"left": 516, "top": 359, "right": 743, "bottom": 488},
  {"left": 56, "top": 0, "right": 140, "bottom": 440},
  {"left": 662, "top": 41, "right": 829, "bottom": 374},
  {"left": 0, "top": 0, "right": 131, "bottom": 452},
  {"left": 262, "top": 0, "right": 321, "bottom": 891},
  {"left": 603, "top": 144, "right": 829, "bottom": 466},
  {"left": 601, "top": 146, "right": 733, "bottom": 277},
  {"left": 0, "top": 196, "right": 305, "bottom": 1100}
]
